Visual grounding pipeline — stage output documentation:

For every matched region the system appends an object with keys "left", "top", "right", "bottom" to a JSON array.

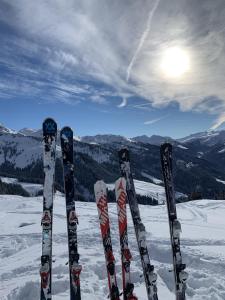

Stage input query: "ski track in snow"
[{"left": 1, "top": 195, "right": 225, "bottom": 299}]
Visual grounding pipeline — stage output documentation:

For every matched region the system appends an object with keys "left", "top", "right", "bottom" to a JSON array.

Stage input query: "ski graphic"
[
  {"left": 94, "top": 180, "right": 121, "bottom": 300},
  {"left": 40, "top": 118, "right": 57, "bottom": 300},
  {"left": 118, "top": 149, "right": 158, "bottom": 300},
  {"left": 160, "top": 143, "right": 188, "bottom": 300},
  {"left": 115, "top": 177, "right": 138, "bottom": 300},
  {"left": 61, "top": 127, "right": 82, "bottom": 300}
]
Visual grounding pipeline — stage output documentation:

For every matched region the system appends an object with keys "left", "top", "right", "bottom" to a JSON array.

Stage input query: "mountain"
[
  {"left": 18, "top": 128, "right": 42, "bottom": 138},
  {"left": 0, "top": 123, "right": 17, "bottom": 135},
  {"left": 178, "top": 130, "right": 225, "bottom": 146},
  {"left": 1, "top": 124, "right": 225, "bottom": 200},
  {"left": 133, "top": 134, "right": 174, "bottom": 145},
  {"left": 81, "top": 134, "right": 133, "bottom": 145}
]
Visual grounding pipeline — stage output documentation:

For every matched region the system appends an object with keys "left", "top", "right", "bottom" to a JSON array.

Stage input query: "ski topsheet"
[
  {"left": 118, "top": 149, "right": 158, "bottom": 300},
  {"left": 40, "top": 118, "right": 57, "bottom": 300},
  {"left": 115, "top": 177, "right": 138, "bottom": 300},
  {"left": 160, "top": 143, "right": 188, "bottom": 300},
  {"left": 61, "top": 127, "right": 82, "bottom": 300},
  {"left": 94, "top": 180, "right": 120, "bottom": 300}
]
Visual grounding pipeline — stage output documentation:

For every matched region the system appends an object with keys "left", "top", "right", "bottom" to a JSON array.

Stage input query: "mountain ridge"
[{"left": 2, "top": 122, "right": 225, "bottom": 147}]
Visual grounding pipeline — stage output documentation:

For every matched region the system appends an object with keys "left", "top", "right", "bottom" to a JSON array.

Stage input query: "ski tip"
[
  {"left": 60, "top": 126, "right": 73, "bottom": 139},
  {"left": 115, "top": 177, "right": 126, "bottom": 192},
  {"left": 42, "top": 118, "right": 57, "bottom": 135},
  {"left": 160, "top": 142, "right": 172, "bottom": 153},
  {"left": 118, "top": 148, "right": 130, "bottom": 161},
  {"left": 94, "top": 180, "right": 107, "bottom": 199}
]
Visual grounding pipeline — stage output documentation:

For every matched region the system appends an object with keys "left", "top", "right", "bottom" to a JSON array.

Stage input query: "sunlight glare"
[{"left": 160, "top": 47, "right": 190, "bottom": 78}]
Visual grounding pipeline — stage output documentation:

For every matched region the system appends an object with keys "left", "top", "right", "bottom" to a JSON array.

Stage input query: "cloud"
[
  {"left": 118, "top": 97, "right": 128, "bottom": 108},
  {"left": 210, "top": 113, "right": 225, "bottom": 130},
  {"left": 90, "top": 95, "right": 108, "bottom": 104},
  {"left": 1, "top": 0, "right": 225, "bottom": 126},
  {"left": 144, "top": 115, "right": 167, "bottom": 125},
  {"left": 126, "top": 0, "right": 161, "bottom": 82}
]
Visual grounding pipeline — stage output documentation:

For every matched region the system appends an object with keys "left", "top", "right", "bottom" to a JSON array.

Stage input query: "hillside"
[
  {"left": 1, "top": 124, "right": 225, "bottom": 200},
  {"left": 1, "top": 194, "right": 225, "bottom": 299}
]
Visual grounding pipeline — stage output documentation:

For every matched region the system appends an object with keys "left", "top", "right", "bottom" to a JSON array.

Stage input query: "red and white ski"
[
  {"left": 94, "top": 180, "right": 121, "bottom": 300},
  {"left": 115, "top": 177, "right": 138, "bottom": 300}
]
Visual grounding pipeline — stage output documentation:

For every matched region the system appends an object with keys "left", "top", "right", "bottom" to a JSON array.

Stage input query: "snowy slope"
[
  {"left": 1, "top": 194, "right": 225, "bottom": 299},
  {"left": 108, "top": 179, "right": 186, "bottom": 204}
]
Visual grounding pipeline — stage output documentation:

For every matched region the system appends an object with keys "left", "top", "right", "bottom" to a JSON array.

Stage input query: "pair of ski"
[
  {"left": 94, "top": 177, "right": 138, "bottom": 300},
  {"left": 40, "top": 118, "right": 82, "bottom": 300},
  {"left": 96, "top": 147, "right": 187, "bottom": 300},
  {"left": 94, "top": 148, "right": 158, "bottom": 300}
]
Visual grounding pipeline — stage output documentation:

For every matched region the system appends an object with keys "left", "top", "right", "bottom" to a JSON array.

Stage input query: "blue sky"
[{"left": 1, "top": 0, "right": 225, "bottom": 138}]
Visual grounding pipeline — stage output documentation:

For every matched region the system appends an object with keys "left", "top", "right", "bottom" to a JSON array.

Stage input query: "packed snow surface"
[{"left": 1, "top": 194, "right": 225, "bottom": 299}]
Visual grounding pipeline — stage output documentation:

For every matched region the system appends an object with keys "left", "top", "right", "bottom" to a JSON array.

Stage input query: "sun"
[{"left": 160, "top": 47, "right": 190, "bottom": 78}]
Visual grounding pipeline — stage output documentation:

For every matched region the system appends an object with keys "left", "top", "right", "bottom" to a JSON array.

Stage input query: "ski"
[
  {"left": 40, "top": 118, "right": 57, "bottom": 300},
  {"left": 115, "top": 177, "right": 138, "bottom": 300},
  {"left": 61, "top": 127, "right": 82, "bottom": 300},
  {"left": 94, "top": 180, "right": 121, "bottom": 300},
  {"left": 118, "top": 149, "right": 158, "bottom": 300},
  {"left": 160, "top": 143, "right": 188, "bottom": 300}
]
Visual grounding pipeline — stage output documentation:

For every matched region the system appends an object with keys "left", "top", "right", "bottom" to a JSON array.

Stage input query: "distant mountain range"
[{"left": 1, "top": 123, "right": 225, "bottom": 201}]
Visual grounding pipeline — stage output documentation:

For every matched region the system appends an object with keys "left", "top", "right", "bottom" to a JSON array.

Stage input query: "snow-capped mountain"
[
  {"left": 81, "top": 134, "right": 133, "bottom": 145},
  {"left": 18, "top": 128, "right": 42, "bottom": 138},
  {"left": 0, "top": 123, "right": 17, "bottom": 135},
  {"left": 1, "top": 123, "right": 225, "bottom": 200},
  {"left": 132, "top": 134, "right": 174, "bottom": 145},
  {"left": 178, "top": 130, "right": 225, "bottom": 146}
]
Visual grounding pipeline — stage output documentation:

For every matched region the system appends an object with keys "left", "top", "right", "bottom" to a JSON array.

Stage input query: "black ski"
[
  {"left": 40, "top": 118, "right": 57, "bottom": 300},
  {"left": 118, "top": 149, "right": 158, "bottom": 300},
  {"left": 61, "top": 127, "right": 82, "bottom": 300},
  {"left": 160, "top": 143, "right": 188, "bottom": 300}
]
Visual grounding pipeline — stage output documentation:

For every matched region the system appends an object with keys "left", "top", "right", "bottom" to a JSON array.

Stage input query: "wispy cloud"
[
  {"left": 90, "top": 95, "right": 108, "bottom": 104},
  {"left": 210, "top": 113, "right": 225, "bottom": 130},
  {"left": 126, "top": 0, "right": 161, "bottom": 82},
  {"left": 1, "top": 0, "right": 225, "bottom": 127},
  {"left": 118, "top": 97, "right": 128, "bottom": 108},
  {"left": 144, "top": 115, "right": 167, "bottom": 125}
]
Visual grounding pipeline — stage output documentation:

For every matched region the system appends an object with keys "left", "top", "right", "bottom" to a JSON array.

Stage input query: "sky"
[{"left": 1, "top": 0, "right": 225, "bottom": 138}]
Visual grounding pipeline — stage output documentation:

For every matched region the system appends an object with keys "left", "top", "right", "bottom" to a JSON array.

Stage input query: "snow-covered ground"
[
  {"left": 1, "top": 194, "right": 225, "bottom": 299},
  {"left": 1, "top": 177, "right": 43, "bottom": 196},
  {"left": 108, "top": 179, "right": 185, "bottom": 204}
]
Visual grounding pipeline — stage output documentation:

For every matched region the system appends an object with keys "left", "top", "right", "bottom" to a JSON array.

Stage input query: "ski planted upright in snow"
[
  {"left": 115, "top": 177, "right": 138, "bottom": 300},
  {"left": 160, "top": 143, "right": 188, "bottom": 300},
  {"left": 118, "top": 149, "right": 158, "bottom": 300},
  {"left": 61, "top": 127, "right": 82, "bottom": 300},
  {"left": 40, "top": 118, "right": 57, "bottom": 300},
  {"left": 94, "top": 180, "right": 121, "bottom": 300}
]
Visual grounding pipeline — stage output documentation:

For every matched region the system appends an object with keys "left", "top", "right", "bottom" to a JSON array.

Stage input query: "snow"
[
  {"left": 1, "top": 194, "right": 225, "bottom": 299},
  {"left": 76, "top": 143, "right": 110, "bottom": 163},
  {"left": 1, "top": 177, "right": 18, "bottom": 184},
  {"left": 0, "top": 177, "right": 43, "bottom": 196},
  {"left": 177, "top": 145, "right": 188, "bottom": 150},
  {"left": 108, "top": 179, "right": 185, "bottom": 204},
  {"left": 141, "top": 172, "right": 163, "bottom": 184},
  {"left": 179, "top": 131, "right": 219, "bottom": 143},
  {"left": 218, "top": 148, "right": 225, "bottom": 154},
  {"left": 186, "top": 162, "right": 196, "bottom": 169},
  {"left": 0, "top": 135, "right": 42, "bottom": 168},
  {"left": 216, "top": 178, "right": 225, "bottom": 185}
]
